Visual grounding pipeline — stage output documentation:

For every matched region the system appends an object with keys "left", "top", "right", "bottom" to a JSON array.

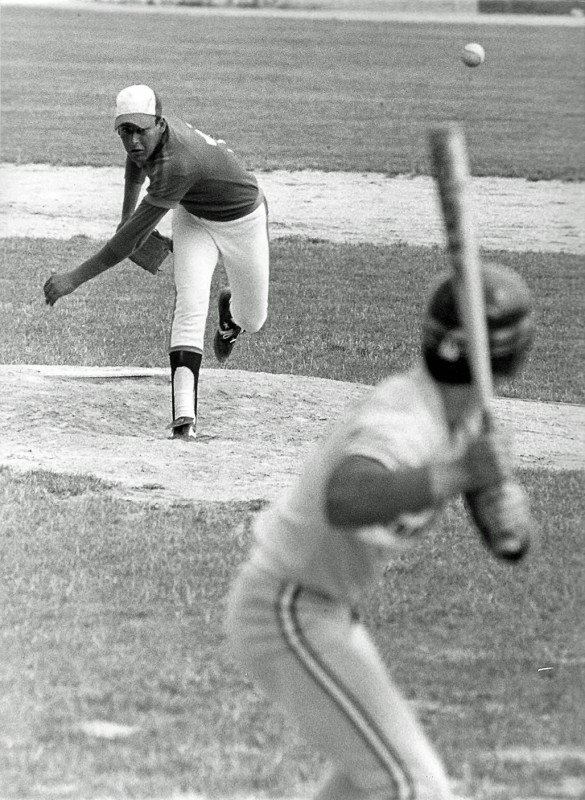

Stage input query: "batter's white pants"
[
  {"left": 170, "top": 201, "right": 269, "bottom": 352},
  {"left": 226, "top": 560, "right": 454, "bottom": 800}
]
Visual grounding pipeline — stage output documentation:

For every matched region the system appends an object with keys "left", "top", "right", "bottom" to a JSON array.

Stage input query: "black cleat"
[
  {"left": 213, "top": 288, "right": 242, "bottom": 362},
  {"left": 169, "top": 416, "right": 196, "bottom": 441}
]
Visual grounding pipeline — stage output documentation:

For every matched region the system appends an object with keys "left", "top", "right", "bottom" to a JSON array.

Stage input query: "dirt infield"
[{"left": 1, "top": 365, "right": 583, "bottom": 504}]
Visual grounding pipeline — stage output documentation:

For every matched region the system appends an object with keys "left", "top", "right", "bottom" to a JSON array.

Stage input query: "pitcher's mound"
[{"left": 0, "top": 365, "right": 583, "bottom": 504}]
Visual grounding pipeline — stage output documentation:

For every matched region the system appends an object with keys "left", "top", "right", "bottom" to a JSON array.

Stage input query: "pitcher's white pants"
[{"left": 170, "top": 201, "right": 269, "bottom": 352}]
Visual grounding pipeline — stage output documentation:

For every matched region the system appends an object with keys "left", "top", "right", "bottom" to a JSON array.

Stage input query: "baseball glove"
[
  {"left": 464, "top": 480, "right": 535, "bottom": 562},
  {"left": 129, "top": 230, "right": 173, "bottom": 274}
]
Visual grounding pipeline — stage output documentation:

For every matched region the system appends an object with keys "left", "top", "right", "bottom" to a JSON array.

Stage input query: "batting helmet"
[{"left": 422, "top": 262, "right": 535, "bottom": 384}]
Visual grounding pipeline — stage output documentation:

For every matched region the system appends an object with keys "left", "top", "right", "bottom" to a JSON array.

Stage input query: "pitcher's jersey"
[
  {"left": 130, "top": 118, "right": 262, "bottom": 221},
  {"left": 251, "top": 365, "right": 457, "bottom": 603}
]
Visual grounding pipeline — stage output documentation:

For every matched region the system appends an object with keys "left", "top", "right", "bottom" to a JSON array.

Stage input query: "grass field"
[
  {"left": 1, "top": 4, "right": 584, "bottom": 800},
  {"left": 1, "top": 468, "right": 584, "bottom": 799},
  {"left": 1, "top": 6, "right": 584, "bottom": 178},
  {"left": 1, "top": 237, "right": 584, "bottom": 403}
]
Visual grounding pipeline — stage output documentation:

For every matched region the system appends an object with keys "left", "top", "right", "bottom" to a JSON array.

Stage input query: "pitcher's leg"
[
  {"left": 170, "top": 206, "right": 219, "bottom": 352},
  {"left": 219, "top": 201, "right": 269, "bottom": 333},
  {"left": 168, "top": 207, "right": 218, "bottom": 433},
  {"left": 168, "top": 349, "right": 202, "bottom": 439}
]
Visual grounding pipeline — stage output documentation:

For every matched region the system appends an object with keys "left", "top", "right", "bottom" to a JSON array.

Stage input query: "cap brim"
[{"left": 115, "top": 113, "right": 157, "bottom": 130}]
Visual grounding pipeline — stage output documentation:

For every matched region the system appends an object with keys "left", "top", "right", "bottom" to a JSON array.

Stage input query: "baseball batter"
[
  {"left": 226, "top": 263, "right": 535, "bottom": 799},
  {"left": 43, "top": 85, "right": 269, "bottom": 440}
]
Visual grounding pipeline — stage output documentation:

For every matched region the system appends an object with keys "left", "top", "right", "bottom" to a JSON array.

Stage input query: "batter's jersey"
[
  {"left": 129, "top": 118, "right": 262, "bottom": 221},
  {"left": 251, "top": 365, "right": 456, "bottom": 605}
]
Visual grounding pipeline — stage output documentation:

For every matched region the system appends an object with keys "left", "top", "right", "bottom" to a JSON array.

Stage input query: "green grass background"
[
  {"left": 1, "top": 237, "right": 584, "bottom": 403},
  {"left": 1, "top": 6, "right": 584, "bottom": 177},
  {"left": 0, "top": 5, "right": 584, "bottom": 800},
  {"left": 1, "top": 468, "right": 583, "bottom": 799}
]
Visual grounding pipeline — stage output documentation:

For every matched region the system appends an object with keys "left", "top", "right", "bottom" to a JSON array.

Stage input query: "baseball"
[{"left": 461, "top": 42, "right": 485, "bottom": 68}]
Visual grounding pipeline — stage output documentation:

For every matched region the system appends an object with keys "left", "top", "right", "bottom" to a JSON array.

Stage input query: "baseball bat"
[
  {"left": 429, "top": 124, "right": 535, "bottom": 561},
  {"left": 428, "top": 123, "right": 493, "bottom": 411}
]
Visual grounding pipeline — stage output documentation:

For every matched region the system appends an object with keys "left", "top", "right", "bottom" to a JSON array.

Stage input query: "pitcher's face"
[{"left": 117, "top": 120, "right": 163, "bottom": 166}]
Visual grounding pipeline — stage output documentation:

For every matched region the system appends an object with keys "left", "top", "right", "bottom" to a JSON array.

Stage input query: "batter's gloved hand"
[
  {"left": 44, "top": 270, "right": 78, "bottom": 306},
  {"left": 464, "top": 479, "right": 536, "bottom": 561},
  {"left": 129, "top": 230, "right": 173, "bottom": 274},
  {"left": 460, "top": 413, "right": 514, "bottom": 492}
]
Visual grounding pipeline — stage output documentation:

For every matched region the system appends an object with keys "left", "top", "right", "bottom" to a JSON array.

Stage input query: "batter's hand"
[
  {"left": 465, "top": 480, "right": 535, "bottom": 561},
  {"left": 461, "top": 415, "right": 514, "bottom": 492},
  {"left": 44, "top": 271, "right": 78, "bottom": 306}
]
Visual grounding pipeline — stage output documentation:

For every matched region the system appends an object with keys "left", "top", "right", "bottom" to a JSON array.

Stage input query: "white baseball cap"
[{"left": 115, "top": 85, "right": 162, "bottom": 129}]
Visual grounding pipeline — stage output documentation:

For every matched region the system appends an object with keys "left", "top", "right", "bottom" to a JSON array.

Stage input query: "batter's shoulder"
[{"left": 368, "top": 368, "right": 423, "bottom": 411}]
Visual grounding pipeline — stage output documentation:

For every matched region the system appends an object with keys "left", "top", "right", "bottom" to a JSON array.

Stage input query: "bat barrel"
[
  {"left": 429, "top": 124, "right": 473, "bottom": 260},
  {"left": 428, "top": 123, "right": 494, "bottom": 407}
]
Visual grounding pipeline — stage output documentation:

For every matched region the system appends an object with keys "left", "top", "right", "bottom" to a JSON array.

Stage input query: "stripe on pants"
[{"left": 276, "top": 583, "right": 415, "bottom": 800}]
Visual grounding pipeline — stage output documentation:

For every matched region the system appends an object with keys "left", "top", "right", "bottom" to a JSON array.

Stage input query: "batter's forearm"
[
  {"left": 325, "top": 453, "right": 493, "bottom": 529},
  {"left": 326, "top": 457, "right": 435, "bottom": 528},
  {"left": 326, "top": 431, "right": 512, "bottom": 529}
]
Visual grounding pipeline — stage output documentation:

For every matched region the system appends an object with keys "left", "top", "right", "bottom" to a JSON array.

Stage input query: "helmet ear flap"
[
  {"left": 489, "top": 312, "right": 535, "bottom": 376},
  {"left": 422, "top": 318, "right": 472, "bottom": 383}
]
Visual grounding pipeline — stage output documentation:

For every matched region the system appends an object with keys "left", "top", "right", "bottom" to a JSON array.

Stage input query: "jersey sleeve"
[
  {"left": 342, "top": 417, "right": 440, "bottom": 546},
  {"left": 343, "top": 409, "right": 408, "bottom": 473},
  {"left": 340, "top": 385, "right": 443, "bottom": 542},
  {"left": 107, "top": 199, "right": 169, "bottom": 261},
  {"left": 341, "top": 378, "right": 436, "bottom": 474},
  {"left": 145, "top": 160, "right": 203, "bottom": 210}
]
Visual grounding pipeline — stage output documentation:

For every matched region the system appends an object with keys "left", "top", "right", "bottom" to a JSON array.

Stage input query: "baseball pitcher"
[
  {"left": 44, "top": 85, "right": 270, "bottom": 441},
  {"left": 226, "top": 262, "right": 536, "bottom": 800}
]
